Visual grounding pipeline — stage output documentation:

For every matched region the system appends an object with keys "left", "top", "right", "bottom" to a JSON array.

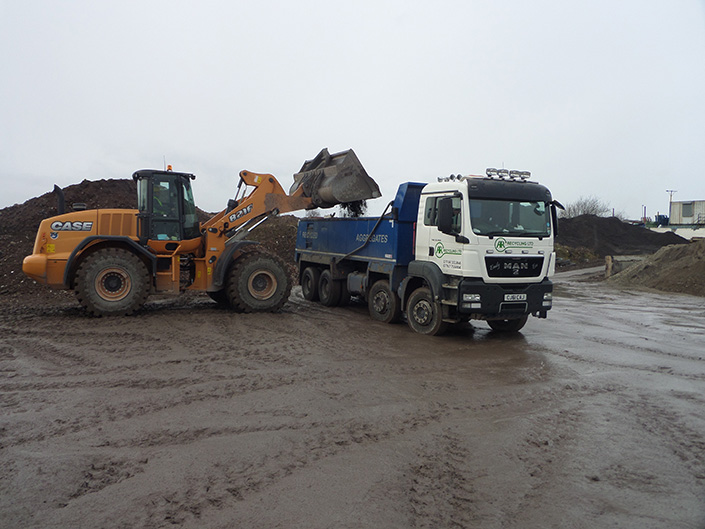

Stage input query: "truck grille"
[{"left": 485, "top": 256, "right": 544, "bottom": 278}]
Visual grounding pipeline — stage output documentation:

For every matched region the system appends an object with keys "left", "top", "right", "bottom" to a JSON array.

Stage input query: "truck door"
[{"left": 419, "top": 194, "right": 465, "bottom": 273}]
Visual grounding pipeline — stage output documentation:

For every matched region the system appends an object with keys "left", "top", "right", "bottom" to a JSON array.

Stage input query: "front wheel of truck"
[
  {"left": 487, "top": 315, "right": 528, "bottom": 333},
  {"left": 406, "top": 287, "right": 448, "bottom": 336}
]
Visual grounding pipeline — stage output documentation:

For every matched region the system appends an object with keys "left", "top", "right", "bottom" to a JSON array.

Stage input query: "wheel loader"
[{"left": 22, "top": 148, "right": 380, "bottom": 316}]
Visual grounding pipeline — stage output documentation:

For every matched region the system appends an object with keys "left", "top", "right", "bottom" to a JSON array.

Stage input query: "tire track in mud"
[{"left": 4, "top": 283, "right": 705, "bottom": 528}]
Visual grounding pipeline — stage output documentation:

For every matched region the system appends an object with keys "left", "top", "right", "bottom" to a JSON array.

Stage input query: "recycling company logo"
[
  {"left": 494, "top": 237, "right": 534, "bottom": 253},
  {"left": 434, "top": 242, "right": 462, "bottom": 258}
]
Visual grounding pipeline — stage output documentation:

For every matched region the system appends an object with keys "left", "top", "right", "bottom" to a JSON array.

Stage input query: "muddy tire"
[
  {"left": 318, "top": 269, "right": 341, "bottom": 307},
  {"left": 75, "top": 248, "right": 150, "bottom": 316},
  {"left": 487, "top": 315, "right": 528, "bottom": 333},
  {"left": 406, "top": 287, "right": 448, "bottom": 336},
  {"left": 301, "top": 267, "right": 321, "bottom": 302},
  {"left": 368, "top": 279, "right": 401, "bottom": 323},
  {"left": 226, "top": 251, "right": 291, "bottom": 312}
]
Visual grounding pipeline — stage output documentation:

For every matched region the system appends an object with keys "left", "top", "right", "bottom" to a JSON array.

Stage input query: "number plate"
[{"left": 504, "top": 293, "right": 527, "bottom": 301}]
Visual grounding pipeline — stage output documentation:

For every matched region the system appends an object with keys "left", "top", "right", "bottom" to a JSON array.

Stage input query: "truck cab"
[{"left": 409, "top": 171, "right": 557, "bottom": 331}]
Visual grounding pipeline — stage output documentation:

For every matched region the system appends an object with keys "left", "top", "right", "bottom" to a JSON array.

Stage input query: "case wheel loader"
[{"left": 22, "top": 149, "right": 380, "bottom": 316}]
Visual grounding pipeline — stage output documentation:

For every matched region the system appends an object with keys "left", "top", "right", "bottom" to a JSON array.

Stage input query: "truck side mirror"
[
  {"left": 437, "top": 198, "right": 455, "bottom": 235},
  {"left": 550, "top": 200, "right": 564, "bottom": 237}
]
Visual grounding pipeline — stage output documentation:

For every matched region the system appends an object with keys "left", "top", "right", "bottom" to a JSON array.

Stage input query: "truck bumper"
[{"left": 456, "top": 278, "right": 553, "bottom": 318}]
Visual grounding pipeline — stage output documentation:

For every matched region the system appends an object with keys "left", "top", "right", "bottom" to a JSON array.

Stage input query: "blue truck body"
[{"left": 295, "top": 182, "right": 423, "bottom": 271}]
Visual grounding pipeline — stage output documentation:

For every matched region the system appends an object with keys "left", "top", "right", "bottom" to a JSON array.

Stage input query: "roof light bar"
[{"left": 485, "top": 168, "right": 531, "bottom": 180}]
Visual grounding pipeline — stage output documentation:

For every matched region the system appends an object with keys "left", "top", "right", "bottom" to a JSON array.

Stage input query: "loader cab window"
[
  {"left": 181, "top": 180, "right": 200, "bottom": 240},
  {"left": 151, "top": 178, "right": 181, "bottom": 240},
  {"left": 135, "top": 172, "right": 200, "bottom": 241}
]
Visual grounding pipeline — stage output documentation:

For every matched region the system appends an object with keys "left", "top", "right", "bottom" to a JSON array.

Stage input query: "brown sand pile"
[{"left": 608, "top": 239, "right": 705, "bottom": 297}]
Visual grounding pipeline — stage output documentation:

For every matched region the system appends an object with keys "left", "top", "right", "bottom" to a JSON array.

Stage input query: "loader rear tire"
[
  {"left": 75, "top": 248, "right": 150, "bottom": 316},
  {"left": 226, "top": 251, "right": 291, "bottom": 312}
]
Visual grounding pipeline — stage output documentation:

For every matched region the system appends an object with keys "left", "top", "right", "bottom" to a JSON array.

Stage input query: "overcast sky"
[{"left": 1, "top": 1, "right": 704, "bottom": 220}]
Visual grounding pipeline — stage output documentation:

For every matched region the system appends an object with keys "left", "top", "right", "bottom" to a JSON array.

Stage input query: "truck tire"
[
  {"left": 318, "top": 269, "right": 341, "bottom": 307},
  {"left": 227, "top": 251, "right": 291, "bottom": 312},
  {"left": 368, "top": 279, "right": 401, "bottom": 323},
  {"left": 75, "top": 248, "right": 150, "bottom": 316},
  {"left": 301, "top": 267, "right": 321, "bottom": 301},
  {"left": 406, "top": 287, "right": 448, "bottom": 336},
  {"left": 487, "top": 315, "right": 528, "bottom": 332}
]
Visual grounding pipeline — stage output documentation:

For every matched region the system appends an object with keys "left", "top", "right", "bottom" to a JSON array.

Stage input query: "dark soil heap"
[{"left": 557, "top": 215, "right": 687, "bottom": 257}]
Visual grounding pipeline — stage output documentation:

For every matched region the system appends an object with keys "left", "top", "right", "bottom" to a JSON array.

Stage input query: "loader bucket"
[{"left": 289, "top": 148, "right": 381, "bottom": 208}]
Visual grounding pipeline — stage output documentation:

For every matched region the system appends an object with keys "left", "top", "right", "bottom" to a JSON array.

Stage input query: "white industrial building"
[{"left": 669, "top": 200, "right": 705, "bottom": 225}]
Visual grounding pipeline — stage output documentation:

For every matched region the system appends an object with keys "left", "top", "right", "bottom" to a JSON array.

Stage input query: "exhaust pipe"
[{"left": 53, "top": 185, "right": 65, "bottom": 215}]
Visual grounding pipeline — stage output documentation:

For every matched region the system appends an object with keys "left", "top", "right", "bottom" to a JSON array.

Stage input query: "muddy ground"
[{"left": 1, "top": 269, "right": 704, "bottom": 529}]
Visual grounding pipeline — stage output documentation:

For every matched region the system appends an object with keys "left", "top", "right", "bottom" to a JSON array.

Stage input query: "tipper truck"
[
  {"left": 22, "top": 148, "right": 380, "bottom": 316},
  {"left": 295, "top": 169, "right": 562, "bottom": 335}
]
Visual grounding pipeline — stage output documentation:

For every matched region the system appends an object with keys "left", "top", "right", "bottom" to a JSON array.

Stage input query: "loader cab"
[{"left": 133, "top": 169, "right": 200, "bottom": 244}]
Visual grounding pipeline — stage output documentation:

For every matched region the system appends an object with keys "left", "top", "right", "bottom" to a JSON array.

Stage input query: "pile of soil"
[
  {"left": 608, "top": 239, "right": 705, "bottom": 297},
  {"left": 557, "top": 215, "right": 687, "bottom": 257}
]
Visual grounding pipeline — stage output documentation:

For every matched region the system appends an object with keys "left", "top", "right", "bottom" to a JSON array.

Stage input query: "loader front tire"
[
  {"left": 227, "top": 251, "right": 291, "bottom": 312},
  {"left": 75, "top": 248, "right": 150, "bottom": 316}
]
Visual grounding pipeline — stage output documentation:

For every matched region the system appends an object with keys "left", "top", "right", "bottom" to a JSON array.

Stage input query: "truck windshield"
[{"left": 469, "top": 199, "right": 551, "bottom": 237}]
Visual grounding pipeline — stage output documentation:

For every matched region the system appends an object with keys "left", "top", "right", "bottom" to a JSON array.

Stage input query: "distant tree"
[{"left": 560, "top": 195, "right": 611, "bottom": 218}]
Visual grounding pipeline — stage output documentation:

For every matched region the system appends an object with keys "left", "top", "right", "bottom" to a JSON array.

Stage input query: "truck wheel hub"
[
  {"left": 412, "top": 300, "right": 432, "bottom": 325},
  {"left": 372, "top": 292, "right": 389, "bottom": 313}
]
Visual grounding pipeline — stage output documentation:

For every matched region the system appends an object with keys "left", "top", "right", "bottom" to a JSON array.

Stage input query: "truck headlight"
[
  {"left": 463, "top": 293, "right": 481, "bottom": 302},
  {"left": 543, "top": 292, "right": 552, "bottom": 307}
]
